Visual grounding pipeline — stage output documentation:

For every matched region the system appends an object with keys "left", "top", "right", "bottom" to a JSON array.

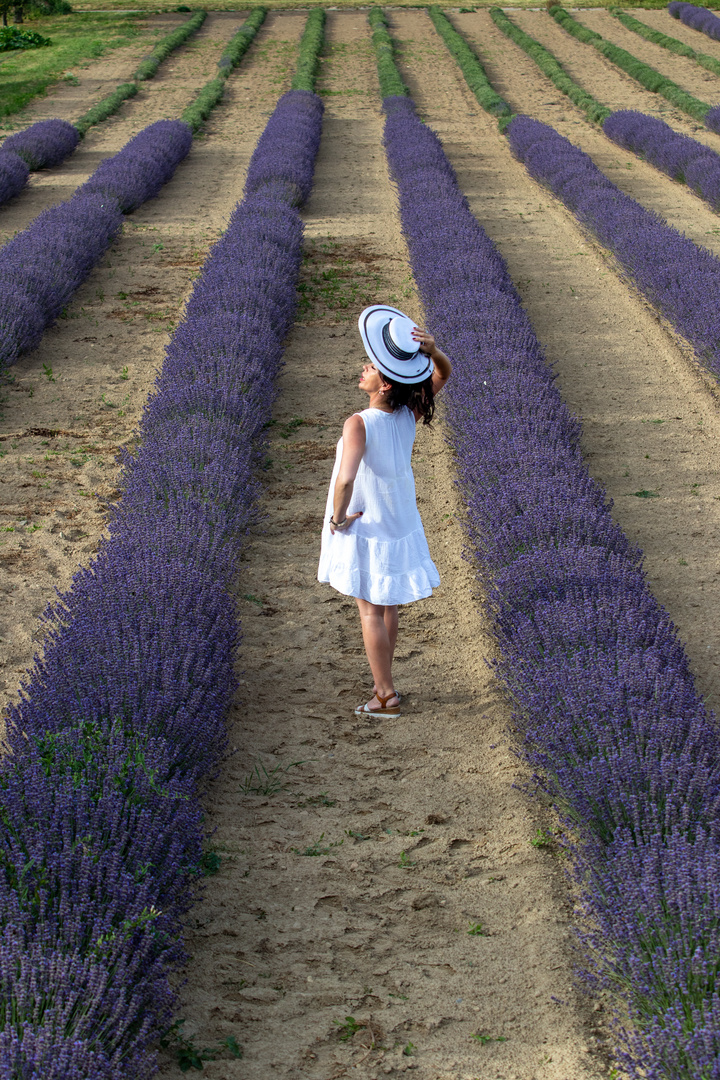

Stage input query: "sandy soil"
[
  {"left": 4, "top": 8, "right": 720, "bottom": 1080},
  {"left": 159, "top": 13, "right": 605, "bottom": 1080}
]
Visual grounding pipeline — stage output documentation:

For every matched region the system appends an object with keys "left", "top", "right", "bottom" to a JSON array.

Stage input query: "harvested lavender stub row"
[
  {"left": 0, "top": 87, "right": 324, "bottom": 1078},
  {"left": 0, "top": 119, "right": 192, "bottom": 371},
  {"left": 507, "top": 115, "right": 720, "bottom": 382},
  {"left": 669, "top": 0, "right": 720, "bottom": 42},
  {"left": 382, "top": 92, "right": 720, "bottom": 1077}
]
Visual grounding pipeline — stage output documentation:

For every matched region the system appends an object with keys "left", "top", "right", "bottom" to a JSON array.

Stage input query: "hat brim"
[{"left": 358, "top": 305, "right": 435, "bottom": 385}]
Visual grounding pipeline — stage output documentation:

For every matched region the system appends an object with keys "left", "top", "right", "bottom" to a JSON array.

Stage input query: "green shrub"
[
  {"left": 429, "top": 7, "right": 513, "bottom": 124},
  {"left": 489, "top": 8, "right": 610, "bottom": 125},
  {"left": 611, "top": 8, "right": 720, "bottom": 77},
  {"left": 74, "top": 82, "right": 137, "bottom": 137},
  {"left": 133, "top": 10, "right": 206, "bottom": 81},
  {"left": 0, "top": 26, "right": 51, "bottom": 51},
  {"left": 292, "top": 7, "right": 325, "bottom": 93},
  {"left": 549, "top": 5, "right": 711, "bottom": 123},
  {"left": 368, "top": 8, "right": 407, "bottom": 99}
]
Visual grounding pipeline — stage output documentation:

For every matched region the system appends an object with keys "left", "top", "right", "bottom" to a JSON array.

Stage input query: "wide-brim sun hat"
[{"left": 358, "top": 304, "right": 434, "bottom": 385}]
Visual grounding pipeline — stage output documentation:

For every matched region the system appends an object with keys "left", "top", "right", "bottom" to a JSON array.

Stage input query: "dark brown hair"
[{"left": 383, "top": 373, "right": 435, "bottom": 425}]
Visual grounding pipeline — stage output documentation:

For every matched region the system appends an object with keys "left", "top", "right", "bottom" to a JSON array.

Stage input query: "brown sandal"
[{"left": 355, "top": 690, "right": 401, "bottom": 718}]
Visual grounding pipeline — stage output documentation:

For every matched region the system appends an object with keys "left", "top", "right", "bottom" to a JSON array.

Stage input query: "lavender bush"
[
  {"left": 669, "top": 0, "right": 720, "bottom": 42},
  {"left": 2, "top": 118, "right": 79, "bottom": 170},
  {"left": 507, "top": 115, "right": 720, "bottom": 384},
  {"left": 603, "top": 109, "right": 720, "bottom": 207},
  {"left": 383, "top": 93, "right": 720, "bottom": 1077},
  {"left": 0, "top": 148, "right": 29, "bottom": 204},
  {"left": 0, "top": 120, "right": 192, "bottom": 372},
  {"left": 2, "top": 87, "right": 323, "bottom": 1077}
]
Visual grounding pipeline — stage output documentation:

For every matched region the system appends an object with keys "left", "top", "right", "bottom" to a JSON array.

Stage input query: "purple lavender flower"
[
  {"left": 669, "top": 0, "right": 720, "bottom": 42},
  {"left": 0, "top": 148, "right": 29, "bottom": 204},
  {"left": 2, "top": 88, "right": 323, "bottom": 1076},
  {"left": 2, "top": 119, "right": 79, "bottom": 170},
  {"left": 507, "top": 114, "right": 720, "bottom": 382},
  {"left": 383, "top": 92, "right": 720, "bottom": 1077}
]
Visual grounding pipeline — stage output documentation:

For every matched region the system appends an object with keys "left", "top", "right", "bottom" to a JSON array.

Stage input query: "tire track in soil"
[
  {"left": 0, "top": 12, "right": 248, "bottom": 244},
  {"left": 0, "top": 13, "right": 305, "bottom": 720},
  {"left": 393, "top": 7, "right": 720, "bottom": 712},
  {"left": 460, "top": 11, "right": 720, "bottom": 260},
  {"left": 162, "top": 12, "right": 603, "bottom": 1080}
]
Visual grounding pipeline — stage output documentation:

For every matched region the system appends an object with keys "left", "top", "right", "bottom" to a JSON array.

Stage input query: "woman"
[{"left": 317, "top": 304, "right": 452, "bottom": 718}]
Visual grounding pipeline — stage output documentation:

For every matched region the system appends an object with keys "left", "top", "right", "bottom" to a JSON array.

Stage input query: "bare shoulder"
[{"left": 343, "top": 413, "right": 366, "bottom": 439}]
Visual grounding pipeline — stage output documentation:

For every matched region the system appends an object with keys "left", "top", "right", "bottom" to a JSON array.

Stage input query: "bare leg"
[{"left": 356, "top": 598, "right": 400, "bottom": 709}]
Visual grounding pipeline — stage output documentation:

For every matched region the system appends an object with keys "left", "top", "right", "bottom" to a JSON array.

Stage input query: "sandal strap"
[{"left": 376, "top": 690, "right": 398, "bottom": 708}]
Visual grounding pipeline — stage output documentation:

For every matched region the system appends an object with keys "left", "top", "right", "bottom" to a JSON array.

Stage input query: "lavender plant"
[
  {"left": 669, "top": 0, "right": 720, "bottom": 42},
  {"left": 0, "top": 120, "right": 191, "bottom": 372},
  {"left": 3, "top": 87, "right": 323, "bottom": 1077},
  {"left": 378, "top": 78, "right": 720, "bottom": 1080},
  {"left": 507, "top": 115, "right": 720, "bottom": 381},
  {"left": 481, "top": 8, "right": 720, "bottom": 210},
  {"left": 2, "top": 119, "right": 79, "bottom": 170},
  {"left": 0, "top": 148, "right": 29, "bottom": 205}
]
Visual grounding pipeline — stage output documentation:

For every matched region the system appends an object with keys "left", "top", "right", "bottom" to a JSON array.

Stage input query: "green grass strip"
[
  {"left": 292, "top": 7, "right": 325, "bottom": 92},
  {"left": 429, "top": 7, "right": 514, "bottom": 125},
  {"left": 181, "top": 7, "right": 266, "bottom": 134},
  {"left": 490, "top": 7, "right": 611, "bottom": 125},
  {"left": 368, "top": 8, "right": 408, "bottom": 99},
  {"left": 610, "top": 8, "right": 720, "bottom": 78},
  {"left": 549, "top": 5, "right": 711, "bottom": 123},
  {"left": 74, "top": 82, "right": 138, "bottom": 137},
  {"left": 133, "top": 10, "right": 207, "bottom": 81}
]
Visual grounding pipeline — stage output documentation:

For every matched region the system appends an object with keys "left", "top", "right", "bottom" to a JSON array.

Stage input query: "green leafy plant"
[
  {"left": 292, "top": 833, "right": 343, "bottom": 856},
  {"left": 429, "top": 8, "right": 514, "bottom": 127},
  {"left": 467, "top": 921, "right": 488, "bottom": 936},
  {"left": 368, "top": 8, "right": 408, "bottom": 99},
  {"left": 239, "top": 758, "right": 307, "bottom": 796},
  {"left": 530, "top": 828, "right": 555, "bottom": 849},
  {"left": 160, "top": 1020, "right": 242, "bottom": 1072},
  {"left": 334, "top": 1016, "right": 363, "bottom": 1041},
  {"left": 398, "top": 849, "right": 416, "bottom": 869},
  {"left": 471, "top": 1032, "right": 508, "bottom": 1045}
]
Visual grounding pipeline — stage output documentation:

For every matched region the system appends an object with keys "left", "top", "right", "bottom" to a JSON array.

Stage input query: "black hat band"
[{"left": 382, "top": 320, "right": 417, "bottom": 362}]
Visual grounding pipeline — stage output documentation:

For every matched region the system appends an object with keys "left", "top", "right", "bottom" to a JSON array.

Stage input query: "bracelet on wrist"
[{"left": 330, "top": 516, "right": 347, "bottom": 527}]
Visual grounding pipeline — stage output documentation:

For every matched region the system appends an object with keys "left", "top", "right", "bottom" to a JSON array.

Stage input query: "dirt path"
[
  {"left": 0, "top": 12, "right": 248, "bottom": 245},
  {"left": 161, "top": 12, "right": 605, "bottom": 1080},
  {"left": 581, "top": 7, "right": 720, "bottom": 106},
  {"left": 393, "top": 7, "right": 720, "bottom": 714},
  {"left": 0, "top": 12, "right": 304, "bottom": 717}
]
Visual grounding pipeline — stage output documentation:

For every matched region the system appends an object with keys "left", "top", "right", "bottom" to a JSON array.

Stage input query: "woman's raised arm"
[{"left": 412, "top": 329, "right": 452, "bottom": 396}]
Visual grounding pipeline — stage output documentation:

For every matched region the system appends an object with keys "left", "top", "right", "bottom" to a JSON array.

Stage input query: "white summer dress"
[{"left": 318, "top": 406, "right": 440, "bottom": 606}]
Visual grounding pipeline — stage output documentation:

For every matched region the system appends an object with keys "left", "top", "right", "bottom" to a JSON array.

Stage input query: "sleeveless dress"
[{"left": 317, "top": 406, "right": 440, "bottom": 605}]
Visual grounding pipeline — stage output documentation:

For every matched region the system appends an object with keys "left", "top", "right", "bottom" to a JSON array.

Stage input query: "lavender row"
[
  {"left": 603, "top": 109, "right": 720, "bottom": 207},
  {"left": 669, "top": 0, "right": 720, "bottom": 42},
  {"left": 505, "top": 116, "right": 720, "bottom": 382},
  {"left": 0, "top": 119, "right": 192, "bottom": 372},
  {"left": 1, "top": 88, "right": 323, "bottom": 1079},
  {"left": 482, "top": 7, "right": 720, "bottom": 212},
  {"left": 383, "top": 94, "right": 720, "bottom": 1078},
  {"left": 0, "top": 119, "right": 79, "bottom": 204}
]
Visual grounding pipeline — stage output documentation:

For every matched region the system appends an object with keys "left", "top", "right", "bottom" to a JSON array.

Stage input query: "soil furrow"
[
  {"left": 458, "top": 11, "right": 720, "bottom": 261},
  {"left": 0, "top": 12, "right": 306, "bottom": 720},
  {"left": 392, "top": 7, "right": 720, "bottom": 714},
  {"left": 581, "top": 7, "right": 720, "bottom": 105},
  {"left": 0, "top": 12, "right": 248, "bottom": 244},
  {"left": 163, "top": 12, "right": 603, "bottom": 1080}
]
